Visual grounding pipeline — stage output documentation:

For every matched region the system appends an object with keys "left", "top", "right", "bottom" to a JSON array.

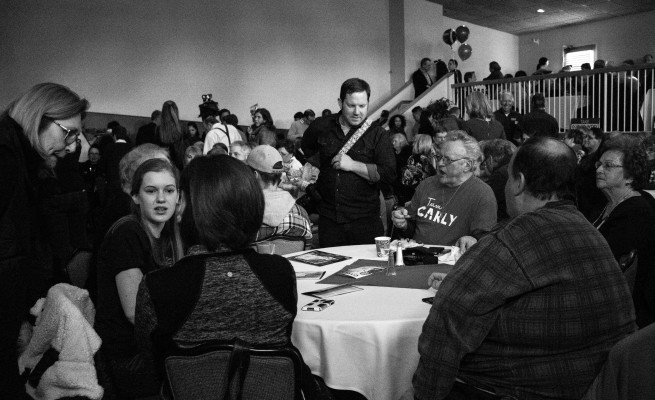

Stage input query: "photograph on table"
[{"left": 287, "top": 250, "right": 352, "bottom": 266}]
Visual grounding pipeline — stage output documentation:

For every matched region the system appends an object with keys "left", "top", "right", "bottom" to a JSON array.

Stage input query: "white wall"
[
  {"left": 519, "top": 11, "right": 655, "bottom": 73},
  {"left": 403, "top": 1, "right": 444, "bottom": 81},
  {"left": 400, "top": 3, "right": 519, "bottom": 90},
  {"left": 442, "top": 17, "right": 519, "bottom": 81},
  {"left": 1, "top": 0, "right": 391, "bottom": 128}
]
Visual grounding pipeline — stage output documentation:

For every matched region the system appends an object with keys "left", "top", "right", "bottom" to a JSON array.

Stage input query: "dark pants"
[
  {"left": 0, "top": 260, "right": 28, "bottom": 398},
  {"left": 318, "top": 215, "right": 384, "bottom": 248},
  {"left": 105, "top": 351, "right": 160, "bottom": 398}
]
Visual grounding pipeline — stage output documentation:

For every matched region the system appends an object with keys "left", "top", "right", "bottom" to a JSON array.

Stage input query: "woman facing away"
[
  {"left": 400, "top": 134, "right": 438, "bottom": 199},
  {"left": 134, "top": 155, "right": 326, "bottom": 399},
  {"left": 483, "top": 61, "right": 504, "bottom": 81},
  {"left": 95, "top": 158, "right": 183, "bottom": 398},
  {"left": 533, "top": 56, "right": 552, "bottom": 75},
  {"left": 155, "top": 100, "right": 186, "bottom": 171},
  {"left": 1, "top": 82, "right": 88, "bottom": 398},
  {"left": 593, "top": 136, "right": 655, "bottom": 328},
  {"left": 462, "top": 91, "right": 506, "bottom": 142}
]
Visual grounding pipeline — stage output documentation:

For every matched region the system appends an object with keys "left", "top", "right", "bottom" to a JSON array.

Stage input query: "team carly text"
[{"left": 416, "top": 197, "right": 458, "bottom": 226}]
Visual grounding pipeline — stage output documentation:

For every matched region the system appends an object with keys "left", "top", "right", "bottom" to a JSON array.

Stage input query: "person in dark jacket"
[
  {"left": 483, "top": 61, "right": 504, "bottom": 81},
  {"left": 412, "top": 58, "right": 434, "bottom": 98},
  {"left": 0, "top": 82, "right": 89, "bottom": 399},
  {"left": 135, "top": 110, "right": 161, "bottom": 146},
  {"left": 521, "top": 93, "right": 559, "bottom": 138}
]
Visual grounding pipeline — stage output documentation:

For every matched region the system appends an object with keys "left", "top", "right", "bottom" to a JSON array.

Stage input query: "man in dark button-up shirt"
[{"left": 302, "top": 78, "right": 395, "bottom": 247}]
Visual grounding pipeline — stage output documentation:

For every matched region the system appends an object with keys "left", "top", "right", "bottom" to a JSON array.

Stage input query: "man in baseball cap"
[{"left": 247, "top": 146, "right": 312, "bottom": 245}]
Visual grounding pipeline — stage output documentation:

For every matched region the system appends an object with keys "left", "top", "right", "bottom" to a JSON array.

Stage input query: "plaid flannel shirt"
[
  {"left": 256, "top": 204, "right": 312, "bottom": 246},
  {"left": 413, "top": 201, "right": 636, "bottom": 400}
]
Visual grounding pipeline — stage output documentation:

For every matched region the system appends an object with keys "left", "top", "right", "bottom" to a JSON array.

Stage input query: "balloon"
[
  {"left": 442, "top": 29, "right": 457, "bottom": 46},
  {"left": 456, "top": 25, "right": 470, "bottom": 43},
  {"left": 458, "top": 44, "right": 472, "bottom": 61}
]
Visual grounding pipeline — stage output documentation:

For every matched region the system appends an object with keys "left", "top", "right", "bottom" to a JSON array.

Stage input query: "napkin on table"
[{"left": 438, "top": 247, "right": 460, "bottom": 265}]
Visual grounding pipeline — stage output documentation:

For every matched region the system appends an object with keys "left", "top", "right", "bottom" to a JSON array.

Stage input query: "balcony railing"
[{"left": 450, "top": 64, "right": 655, "bottom": 133}]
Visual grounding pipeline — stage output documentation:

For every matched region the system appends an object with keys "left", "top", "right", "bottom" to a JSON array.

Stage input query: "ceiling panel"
[{"left": 431, "top": 0, "right": 655, "bottom": 34}]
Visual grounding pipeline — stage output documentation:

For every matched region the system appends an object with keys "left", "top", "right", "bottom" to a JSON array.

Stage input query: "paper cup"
[
  {"left": 375, "top": 236, "right": 391, "bottom": 257},
  {"left": 256, "top": 243, "right": 276, "bottom": 254}
]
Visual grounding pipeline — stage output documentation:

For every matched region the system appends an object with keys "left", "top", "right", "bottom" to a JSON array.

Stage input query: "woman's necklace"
[{"left": 593, "top": 188, "right": 637, "bottom": 228}]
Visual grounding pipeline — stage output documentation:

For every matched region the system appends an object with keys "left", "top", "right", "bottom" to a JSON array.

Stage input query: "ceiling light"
[{"left": 537, "top": 8, "right": 545, "bottom": 13}]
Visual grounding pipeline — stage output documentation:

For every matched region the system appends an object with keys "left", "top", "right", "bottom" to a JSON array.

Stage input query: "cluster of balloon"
[{"left": 442, "top": 25, "right": 472, "bottom": 61}]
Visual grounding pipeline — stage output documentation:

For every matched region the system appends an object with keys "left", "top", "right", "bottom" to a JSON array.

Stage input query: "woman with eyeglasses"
[
  {"left": 593, "top": 136, "right": 655, "bottom": 328},
  {"left": 0, "top": 82, "right": 88, "bottom": 398}
]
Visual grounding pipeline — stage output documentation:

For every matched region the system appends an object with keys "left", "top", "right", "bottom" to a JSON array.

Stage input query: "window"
[{"left": 563, "top": 45, "right": 596, "bottom": 71}]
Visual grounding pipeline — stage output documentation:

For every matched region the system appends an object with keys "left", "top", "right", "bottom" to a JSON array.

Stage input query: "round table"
[{"left": 289, "top": 244, "right": 437, "bottom": 400}]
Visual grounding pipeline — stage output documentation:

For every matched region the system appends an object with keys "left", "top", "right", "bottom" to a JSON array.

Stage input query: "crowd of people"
[{"left": 2, "top": 72, "right": 655, "bottom": 400}]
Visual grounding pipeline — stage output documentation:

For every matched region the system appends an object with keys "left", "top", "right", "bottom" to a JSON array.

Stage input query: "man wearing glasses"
[{"left": 391, "top": 131, "right": 496, "bottom": 251}]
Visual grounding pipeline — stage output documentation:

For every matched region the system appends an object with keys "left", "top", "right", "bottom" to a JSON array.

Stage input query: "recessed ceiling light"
[{"left": 537, "top": 8, "right": 545, "bottom": 13}]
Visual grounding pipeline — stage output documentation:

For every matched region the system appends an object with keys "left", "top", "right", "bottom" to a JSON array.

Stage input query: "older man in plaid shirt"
[
  {"left": 413, "top": 137, "right": 636, "bottom": 400},
  {"left": 247, "top": 145, "right": 312, "bottom": 247}
]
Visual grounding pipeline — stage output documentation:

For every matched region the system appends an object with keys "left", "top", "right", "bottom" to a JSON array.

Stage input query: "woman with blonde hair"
[
  {"left": 1, "top": 82, "right": 89, "bottom": 398},
  {"left": 400, "top": 134, "right": 437, "bottom": 198},
  {"left": 463, "top": 91, "right": 506, "bottom": 142}
]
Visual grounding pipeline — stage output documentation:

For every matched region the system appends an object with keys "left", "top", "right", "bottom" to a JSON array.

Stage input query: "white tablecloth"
[{"left": 290, "top": 245, "right": 436, "bottom": 400}]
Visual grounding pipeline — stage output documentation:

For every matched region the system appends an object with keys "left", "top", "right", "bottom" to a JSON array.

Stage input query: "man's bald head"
[{"left": 510, "top": 136, "right": 577, "bottom": 201}]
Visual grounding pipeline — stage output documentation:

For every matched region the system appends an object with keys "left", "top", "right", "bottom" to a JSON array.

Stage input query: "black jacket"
[
  {"left": 0, "top": 114, "right": 45, "bottom": 310},
  {"left": 412, "top": 69, "right": 432, "bottom": 98}
]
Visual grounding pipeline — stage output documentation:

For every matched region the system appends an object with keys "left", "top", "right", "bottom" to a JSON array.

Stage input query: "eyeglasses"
[
  {"left": 436, "top": 155, "right": 468, "bottom": 165},
  {"left": 48, "top": 118, "right": 80, "bottom": 145},
  {"left": 583, "top": 135, "right": 598, "bottom": 141},
  {"left": 595, "top": 161, "right": 623, "bottom": 169}
]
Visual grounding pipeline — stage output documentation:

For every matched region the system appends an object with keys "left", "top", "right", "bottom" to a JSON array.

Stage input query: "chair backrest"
[
  {"left": 163, "top": 340, "right": 303, "bottom": 400},
  {"left": 65, "top": 249, "right": 94, "bottom": 289},
  {"left": 254, "top": 235, "right": 306, "bottom": 255},
  {"left": 582, "top": 323, "right": 655, "bottom": 400}
]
